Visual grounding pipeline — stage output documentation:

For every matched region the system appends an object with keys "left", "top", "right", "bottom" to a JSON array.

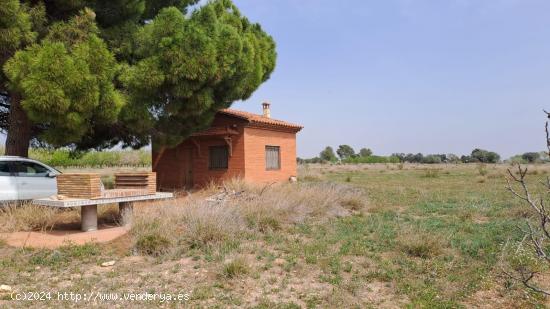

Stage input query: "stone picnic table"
[{"left": 32, "top": 192, "right": 174, "bottom": 232}]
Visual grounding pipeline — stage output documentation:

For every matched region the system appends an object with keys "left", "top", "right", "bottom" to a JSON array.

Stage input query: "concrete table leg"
[
  {"left": 81, "top": 205, "right": 98, "bottom": 232},
  {"left": 119, "top": 202, "right": 134, "bottom": 226}
]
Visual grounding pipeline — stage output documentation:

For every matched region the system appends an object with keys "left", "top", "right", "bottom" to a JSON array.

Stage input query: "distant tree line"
[
  {"left": 297, "top": 146, "right": 547, "bottom": 165},
  {"left": 298, "top": 145, "right": 399, "bottom": 164},
  {"left": 392, "top": 149, "right": 501, "bottom": 164},
  {"left": 508, "top": 151, "right": 550, "bottom": 164}
]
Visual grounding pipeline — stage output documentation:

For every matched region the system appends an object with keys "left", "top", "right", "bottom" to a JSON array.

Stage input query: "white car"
[{"left": 0, "top": 156, "right": 60, "bottom": 201}]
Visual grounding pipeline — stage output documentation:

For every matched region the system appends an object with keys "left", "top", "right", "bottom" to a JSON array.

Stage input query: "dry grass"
[
  {"left": 4, "top": 164, "right": 550, "bottom": 308},
  {"left": 0, "top": 203, "right": 61, "bottom": 232},
  {"left": 131, "top": 179, "right": 368, "bottom": 257},
  {"left": 0, "top": 203, "right": 120, "bottom": 233},
  {"left": 221, "top": 256, "right": 250, "bottom": 279},
  {"left": 399, "top": 230, "right": 446, "bottom": 259}
]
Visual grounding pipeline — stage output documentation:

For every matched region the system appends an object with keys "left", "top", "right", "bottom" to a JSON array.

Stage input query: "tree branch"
[{"left": 502, "top": 111, "right": 550, "bottom": 296}]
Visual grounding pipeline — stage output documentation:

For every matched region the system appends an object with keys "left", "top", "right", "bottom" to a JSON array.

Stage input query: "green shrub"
[
  {"left": 343, "top": 155, "right": 400, "bottom": 164},
  {"left": 28, "top": 148, "right": 151, "bottom": 168}
]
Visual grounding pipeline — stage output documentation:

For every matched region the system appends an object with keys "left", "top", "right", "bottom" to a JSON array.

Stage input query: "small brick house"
[{"left": 152, "top": 103, "right": 303, "bottom": 190}]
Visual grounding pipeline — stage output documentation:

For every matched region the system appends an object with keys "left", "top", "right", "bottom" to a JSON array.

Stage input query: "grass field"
[{"left": 0, "top": 163, "right": 549, "bottom": 308}]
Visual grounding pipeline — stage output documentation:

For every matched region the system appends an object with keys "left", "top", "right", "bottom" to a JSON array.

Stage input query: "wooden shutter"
[
  {"left": 265, "top": 146, "right": 281, "bottom": 170},
  {"left": 209, "top": 146, "right": 229, "bottom": 169}
]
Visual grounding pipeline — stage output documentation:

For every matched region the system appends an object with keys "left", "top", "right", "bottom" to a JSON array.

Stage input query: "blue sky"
[
  {"left": 229, "top": 0, "right": 550, "bottom": 158},
  {"left": 3, "top": 0, "right": 550, "bottom": 159}
]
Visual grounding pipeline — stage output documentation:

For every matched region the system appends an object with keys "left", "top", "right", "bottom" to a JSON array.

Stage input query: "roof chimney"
[{"left": 262, "top": 102, "right": 271, "bottom": 118}]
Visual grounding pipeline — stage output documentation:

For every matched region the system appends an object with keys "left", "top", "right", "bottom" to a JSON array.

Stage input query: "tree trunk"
[{"left": 5, "top": 94, "right": 31, "bottom": 157}]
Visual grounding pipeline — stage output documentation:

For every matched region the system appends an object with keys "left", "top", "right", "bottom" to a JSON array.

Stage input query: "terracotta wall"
[
  {"left": 153, "top": 127, "right": 246, "bottom": 190},
  {"left": 191, "top": 127, "right": 246, "bottom": 187},
  {"left": 152, "top": 146, "right": 186, "bottom": 190},
  {"left": 243, "top": 127, "right": 298, "bottom": 183},
  {"left": 153, "top": 114, "right": 299, "bottom": 190}
]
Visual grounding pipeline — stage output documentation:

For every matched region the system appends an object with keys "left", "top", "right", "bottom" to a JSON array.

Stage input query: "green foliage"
[
  {"left": 4, "top": 9, "right": 124, "bottom": 146},
  {"left": 336, "top": 145, "right": 355, "bottom": 160},
  {"left": 521, "top": 152, "right": 541, "bottom": 163},
  {"left": 461, "top": 155, "right": 473, "bottom": 163},
  {"left": 470, "top": 148, "right": 500, "bottom": 163},
  {"left": 1, "top": 0, "right": 276, "bottom": 155},
  {"left": 319, "top": 146, "right": 337, "bottom": 162},
  {"left": 446, "top": 153, "right": 461, "bottom": 163},
  {"left": 28, "top": 148, "right": 151, "bottom": 167},
  {"left": 27, "top": 243, "right": 100, "bottom": 268},
  {"left": 508, "top": 155, "right": 527, "bottom": 164},
  {"left": 343, "top": 155, "right": 400, "bottom": 164},
  {"left": 421, "top": 154, "right": 442, "bottom": 164},
  {"left": 121, "top": 1, "right": 277, "bottom": 147},
  {"left": 359, "top": 148, "right": 372, "bottom": 157},
  {"left": 297, "top": 157, "right": 327, "bottom": 164},
  {"left": 0, "top": 0, "right": 37, "bottom": 70}
]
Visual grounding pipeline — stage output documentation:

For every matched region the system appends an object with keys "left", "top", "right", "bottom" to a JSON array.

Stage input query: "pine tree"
[{"left": 0, "top": 0, "right": 276, "bottom": 156}]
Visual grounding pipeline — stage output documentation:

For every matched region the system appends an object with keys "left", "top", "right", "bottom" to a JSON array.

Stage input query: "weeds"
[
  {"left": 400, "top": 236, "right": 443, "bottom": 259},
  {"left": 422, "top": 168, "right": 441, "bottom": 178},
  {"left": 0, "top": 164, "right": 542, "bottom": 307},
  {"left": 476, "top": 176, "right": 487, "bottom": 183},
  {"left": 129, "top": 181, "right": 367, "bottom": 258},
  {"left": 222, "top": 256, "right": 250, "bottom": 278},
  {"left": 477, "top": 163, "right": 488, "bottom": 176},
  {"left": 136, "top": 232, "right": 172, "bottom": 256},
  {"left": 0, "top": 204, "right": 61, "bottom": 232},
  {"left": 20, "top": 243, "right": 101, "bottom": 269}
]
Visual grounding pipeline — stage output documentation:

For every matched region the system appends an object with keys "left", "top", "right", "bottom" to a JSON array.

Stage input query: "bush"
[
  {"left": 182, "top": 203, "right": 244, "bottom": 249},
  {"left": 28, "top": 148, "right": 151, "bottom": 167},
  {"left": 400, "top": 234, "right": 444, "bottom": 258},
  {"left": 319, "top": 146, "right": 338, "bottom": 162},
  {"left": 222, "top": 257, "right": 250, "bottom": 278},
  {"left": 421, "top": 155, "right": 442, "bottom": 164},
  {"left": 471, "top": 148, "right": 500, "bottom": 163},
  {"left": 344, "top": 155, "right": 400, "bottom": 164},
  {"left": 522, "top": 152, "right": 541, "bottom": 163},
  {"left": 136, "top": 232, "right": 172, "bottom": 256},
  {"left": 133, "top": 218, "right": 173, "bottom": 256}
]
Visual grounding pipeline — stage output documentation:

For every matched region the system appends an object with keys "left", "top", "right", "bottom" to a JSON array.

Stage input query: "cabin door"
[{"left": 181, "top": 148, "right": 194, "bottom": 189}]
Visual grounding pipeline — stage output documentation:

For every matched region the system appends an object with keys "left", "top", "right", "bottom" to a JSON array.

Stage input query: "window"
[
  {"left": 0, "top": 162, "right": 11, "bottom": 176},
  {"left": 265, "top": 146, "right": 281, "bottom": 170},
  {"left": 13, "top": 161, "right": 50, "bottom": 177},
  {"left": 209, "top": 146, "right": 229, "bottom": 170}
]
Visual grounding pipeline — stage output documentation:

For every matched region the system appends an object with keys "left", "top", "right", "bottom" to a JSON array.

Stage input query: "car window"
[
  {"left": 13, "top": 161, "right": 50, "bottom": 177},
  {"left": 0, "top": 162, "right": 10, "bottom": 176}
]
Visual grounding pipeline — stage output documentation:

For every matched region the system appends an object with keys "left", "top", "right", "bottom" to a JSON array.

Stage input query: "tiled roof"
[{"left": 219, "top": 109, "right": 303, "bottom": 130}]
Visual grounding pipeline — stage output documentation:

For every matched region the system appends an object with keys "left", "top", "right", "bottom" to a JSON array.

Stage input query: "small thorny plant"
[{"left": 501, "top": 111, "right": 550, "bottom": 296}]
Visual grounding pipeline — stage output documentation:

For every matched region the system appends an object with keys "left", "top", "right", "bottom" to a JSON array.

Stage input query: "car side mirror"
[{"left": 47, "top": 171, "right": 57, "bottom": 178}]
